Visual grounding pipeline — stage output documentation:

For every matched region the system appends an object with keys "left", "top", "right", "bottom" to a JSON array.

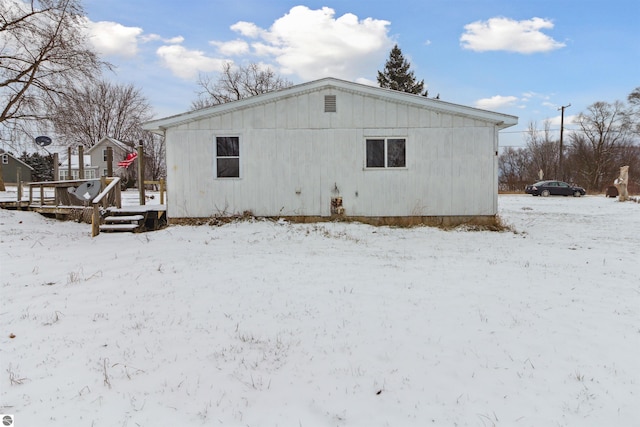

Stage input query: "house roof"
[
  {"left": 86, "top": 137, "right": 132, "bottom": 154},
  {"left": 143, "top": 77, "right": 518, "bottom": 133},
  {"left": 1, "top": 152, "right": 35, "bottom": 170}
]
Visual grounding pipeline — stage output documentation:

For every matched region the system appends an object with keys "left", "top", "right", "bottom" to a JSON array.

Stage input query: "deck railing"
[
  {"left": 91, "top": 177, "right": 122, "bottom": 237},
  {"left": 28, "top": 179, "right": 97, "bottom": 207}
]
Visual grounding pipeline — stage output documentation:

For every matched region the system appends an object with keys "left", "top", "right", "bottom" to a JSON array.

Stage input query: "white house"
[
  {"left": 86, "top": 137, "right": 133, "bottom": 177},
  {"left": 143, "top": 78, "right": 517, "bottom": 225},
  {"left": 58, "top": 154, "right": 98, "bottom": 180}
]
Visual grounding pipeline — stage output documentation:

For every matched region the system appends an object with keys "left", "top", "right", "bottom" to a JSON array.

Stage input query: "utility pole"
[{"left": 558, "top": 103, "right": 571, "bottom": 180}]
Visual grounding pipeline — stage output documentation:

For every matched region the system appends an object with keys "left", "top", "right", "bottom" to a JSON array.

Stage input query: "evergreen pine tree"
[
  {"left": 20, "top": 152, "right": 54, "bottom": 181},
  {"left": 377, "top": 44, "right": 427, "bottom": 96}
]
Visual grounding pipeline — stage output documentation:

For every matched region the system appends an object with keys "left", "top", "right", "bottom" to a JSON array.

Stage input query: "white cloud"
[
  {"left": 355, "top": 77, "right": 377, "bottom": 86},
  {"left": 220, "top": 6, "right": 392, "bottom": 81},
  {"left": 86, "top": 6, "right": 393, "bottom": 83},
  {"left": 210, "top": 39, "right": 250, "bottom": 56},
  {"left": 86, "top": 21, "right": 143, "bottom": 58},
  {"left": 460, "top": 17, "right": 565, "bottom": 53},
  {"left": 156, "top": 45, "right": 228, "bottom": 79},
  {"left": 142, "top": 34, "right": 184, "bottom": 44},
  {"left": 475, "top": 95, "right": 519, "bottom": 110},
  {"left": 230, "top": 21, "right": 262, "bottom": 38},
  {"left": 548, "top": 114, "right": 578, "bottom": 126}
]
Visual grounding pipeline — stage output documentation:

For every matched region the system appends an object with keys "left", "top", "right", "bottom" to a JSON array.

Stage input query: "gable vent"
[{"left": 324, "top": 95, "right": 337, "bottom": 112}]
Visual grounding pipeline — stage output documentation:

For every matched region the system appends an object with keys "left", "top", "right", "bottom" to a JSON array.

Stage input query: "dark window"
[
  {"left": 216, "top": 136, "right": 240, "bottom": 178},
  {"left": 387, "top": 139, "right": 406, "bottom": 167},
  {"left": 366, "top": 139, "right": 385, "bottom": 168},
  {"left": 366, "top": 138, "right": 406, "bottom": 168}
]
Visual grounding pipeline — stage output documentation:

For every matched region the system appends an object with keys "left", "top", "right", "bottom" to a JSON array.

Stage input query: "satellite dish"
[
  {"left": 73, "top": 180, "right": 101, "bottom": 201},
  {"left": 35, "top": 136, "right": 52, "bottom": 147}
]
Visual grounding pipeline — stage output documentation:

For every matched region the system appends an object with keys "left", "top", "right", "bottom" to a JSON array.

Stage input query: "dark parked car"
[{"left": 525, "top": 180, "right": 586, "bottom": 197}]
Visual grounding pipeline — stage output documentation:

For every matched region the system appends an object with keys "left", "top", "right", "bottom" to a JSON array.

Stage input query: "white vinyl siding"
[{"left": 163, "top": 84, "right": 504, "bottom": 218}]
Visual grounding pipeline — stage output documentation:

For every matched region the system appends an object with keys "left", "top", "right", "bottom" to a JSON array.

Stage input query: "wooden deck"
[{"left": 1, "top": 179, "right": 167, "bottom": 235}]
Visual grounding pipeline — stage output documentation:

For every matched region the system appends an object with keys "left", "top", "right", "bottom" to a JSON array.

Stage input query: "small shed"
[
  {"left": 143, "top": 77, "right": 517, "bottom": 225},
  {"left": 1, "top": 152, "right": 34, "bottom": 183}
]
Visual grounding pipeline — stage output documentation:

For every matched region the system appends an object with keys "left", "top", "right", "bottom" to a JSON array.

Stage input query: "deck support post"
[
  {"left": 92, "top": 203, "right": 100, "bottom": 237},
  {"left": 137, "top": 144, "right": 145, "bottom": 206}
]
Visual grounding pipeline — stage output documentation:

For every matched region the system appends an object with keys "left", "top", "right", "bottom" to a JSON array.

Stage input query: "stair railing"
[{"left": 91, "top": 177, "right": 121, "bottom": 237}]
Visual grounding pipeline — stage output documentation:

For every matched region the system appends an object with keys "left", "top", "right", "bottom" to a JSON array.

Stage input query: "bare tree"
[
  {"left": 498, "top": 147, "right": 531, "bottom": 192},
  {"left": 50, "top": 80, "right": 153, "bottom": 148},
  {"left": 0, "top": 0, "right": 107, "bottom": 189},
  {"left": 627, "top": 87, "right": 640, "bottom": 138},
  {"left": 135, "top": 130, "right": 165, "bottom": 182},
  {"left": 525, "top": 120, "right": 560, "bottom": 180},
  {"left": 191, "top": 62, "right": 293, "bottom": 110},
  {"left": 568, "top": 101, "right": 634, "bottom": 192}
]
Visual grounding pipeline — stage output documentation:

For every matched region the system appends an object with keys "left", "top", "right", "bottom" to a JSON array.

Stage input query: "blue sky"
[{"left": 82, "top": 0, "right": 639, "bottom": 148}]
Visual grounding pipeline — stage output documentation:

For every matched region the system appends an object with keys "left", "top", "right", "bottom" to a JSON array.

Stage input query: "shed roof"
[{"left": 143, "top": 77, "right": 518, "bottom": 133}]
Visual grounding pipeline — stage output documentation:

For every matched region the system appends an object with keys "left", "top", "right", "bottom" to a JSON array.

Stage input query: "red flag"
[{"left": 117, "top": 152, "right": 138, "bottom": 168}]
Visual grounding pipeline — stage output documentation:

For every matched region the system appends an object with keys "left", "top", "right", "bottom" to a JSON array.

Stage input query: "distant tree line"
[{"left": 500, "top": 89, "right": 640, "bottom": 194}]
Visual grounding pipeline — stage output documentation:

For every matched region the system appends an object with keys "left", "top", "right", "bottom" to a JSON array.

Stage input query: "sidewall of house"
[{"left": 166, "top": 89, "right": 500, "bottom": 218}]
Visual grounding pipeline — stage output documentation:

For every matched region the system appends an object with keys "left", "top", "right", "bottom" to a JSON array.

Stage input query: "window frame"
[
  {"left": 215, "top": 135, "right": 241, "bottom": 179},
  {"left": 364, "top": 137, "right": 407, "bottom": 169}
]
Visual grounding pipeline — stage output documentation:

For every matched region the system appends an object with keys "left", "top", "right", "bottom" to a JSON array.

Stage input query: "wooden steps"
[
  {"left": 103, "top": 215, "right": 145, "bottom": 222},
  {"left": 97, "top": 208, "right": 167, "bottom": 234},
  {"left": 100, "top": 223, "right": 141, "bottom": 232},
  {"left": 99, "top": 213, "right": 145, "bottom": 233}
]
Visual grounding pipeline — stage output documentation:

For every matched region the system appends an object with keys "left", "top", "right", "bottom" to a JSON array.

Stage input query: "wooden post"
[
  {"left": 137, "top": 143, "right": 145, "bottom": 206},
  {"left": 160, "top": 178, "right": 165, "bottom": 205},
  {"left": 39, "top": 183, "right": 44, "bottom": 206},
  {"left": 116, "top": 181, "right": 122, "bottom": 208},
  {"left": 106, "top": 146, "right": 113, "bottom": 177},
  {"left": 53, "top": 152, "right": 59, "bottom": 181},
  {"left": 16, "top": 167, "right": 22, "bottom": 203},
  {"left": 78, "top": 145, "right": 84, "bottom": 180},
  {"left": 91, "top": 203, "right": 100, "bottom": 237},
  {"left": 29, "top": 184, "right": 33, "bottom": 205},
  {"left": 67, "top": 147, "right": 72, "bottom": 180}
]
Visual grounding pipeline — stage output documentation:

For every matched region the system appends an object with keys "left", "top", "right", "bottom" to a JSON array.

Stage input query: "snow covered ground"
[{"left": 1, "top": 194, "right": 639, "bottom": 426}]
